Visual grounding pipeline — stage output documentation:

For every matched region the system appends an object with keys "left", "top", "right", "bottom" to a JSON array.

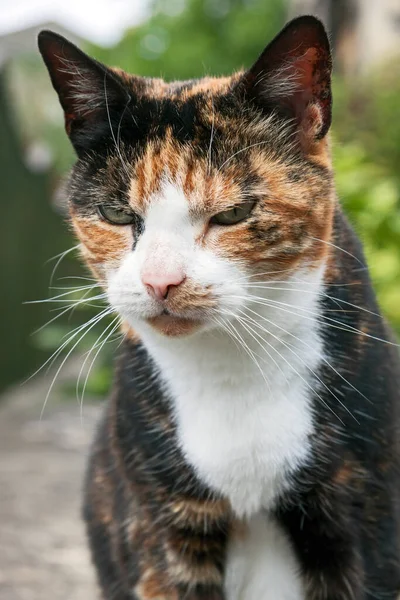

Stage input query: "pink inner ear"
[{"left": 284, "top": 47, "right": 331, "bottom": 139}]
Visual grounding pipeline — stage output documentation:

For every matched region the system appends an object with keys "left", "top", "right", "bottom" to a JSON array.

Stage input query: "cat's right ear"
[
  {"left": 38, "top": 31, "right": 131, "bottom": 156},
  {"left": 239, "top": 16, "right": 332, "bottom": 150}
]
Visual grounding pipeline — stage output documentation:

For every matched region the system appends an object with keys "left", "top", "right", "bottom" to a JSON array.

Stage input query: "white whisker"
[
  {"left": 39, "top": 308, "right": 114, "bottom": 419},
  {"left": 214, "top": 312, "right": 272, "bottom": 392},
  {"left": 78, "top": 315, "right": 121, "bottom": 422},
  {"left": 223, "top": 309, "right": 288, "bottom": 386},
  {"left": 240, "top": 305, "right": 362, "bottom": 421},
  {"left": 207, "top": 95, "right": 215, "bottom": 175},
  {"left": 233, "top": 308, "right": 347, "bottom": 425},
  {"left": 26, "top": 292, "right": 107, "bottom": 305},
  {"left": 26, "top": 284, "right": 99, "bottom": 304},
  {"left": 104, "top": 72, "right": 131, "bottom": 179},
  {"left": 24, "top": 307, "right": 112, "bottom": 383},
  {"left": 46, "top": 244, "right": 81, "bottom": 286},
  {"left": 233, "top": 294, "right": 399, "bottom": 347},
  {"left": 310, "top": 236, "right": 366, "bottom": 268},
  {"left": 245, "top": 285, "right": 383, "bottom": 319}
]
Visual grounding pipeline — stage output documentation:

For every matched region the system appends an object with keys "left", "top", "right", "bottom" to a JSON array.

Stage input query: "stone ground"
[{"left": 0, "top": 363, "right": 101, "bottom": 600}]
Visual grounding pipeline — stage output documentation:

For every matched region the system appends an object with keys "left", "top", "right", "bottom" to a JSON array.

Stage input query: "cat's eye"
[
  {"left": 210, "top": 201, "right": 255, "bottom": 226},
  {"left": 98, "top": 205, "right": 136, "bottom": 225}
]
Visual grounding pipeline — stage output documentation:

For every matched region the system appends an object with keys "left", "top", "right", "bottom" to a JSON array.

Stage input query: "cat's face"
[{"left": 39, "top": 17, "right": 334, "bottom": 337}]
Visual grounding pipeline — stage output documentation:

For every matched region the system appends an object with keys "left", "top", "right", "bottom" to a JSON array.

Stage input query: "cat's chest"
[{"left": 167, "top": 360, "right": 314, "bottom": 517}]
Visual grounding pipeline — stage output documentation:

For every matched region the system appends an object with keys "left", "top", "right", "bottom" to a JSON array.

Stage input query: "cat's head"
[{"left": 39, "top": 17, "right": 334, "bottom": 338}]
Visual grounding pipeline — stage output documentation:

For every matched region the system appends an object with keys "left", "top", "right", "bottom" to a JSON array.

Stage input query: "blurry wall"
[{"left": 0, "top": 69, "right": 71, "bottom": 391}]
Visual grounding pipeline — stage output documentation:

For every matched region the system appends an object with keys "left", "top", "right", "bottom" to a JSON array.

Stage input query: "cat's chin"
[{"left": 145, "top": 313, "right": 204, "bottom": 337}]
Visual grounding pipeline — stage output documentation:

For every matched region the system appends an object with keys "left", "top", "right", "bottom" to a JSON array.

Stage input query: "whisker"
[
  {"left": 26, "top": 292, "right": 107, "bottom": 305},
  {"left": 49, "top": 284, "right": 99, "bottom": 292},
  {"left": 45, "top": 245, "right": 81, "bottom": 265},
  {"left": 242, "top": 305, "right": 366, "bottom": 416},
  {"left": 233, "top": 308, "right": 347, "bottom": 425},
  {"left": 232, "top": 268, "right": 299, "bottom": 283},
  {"left": 310, "top": 236, "right": 366, "bottom": 268},
  {"left": 24, "top": 307, "right": 112, "bottom": 383},
  {"left": 244, "top": 278, "right": 364, "bottom": 288},
  {"left": 78, "top": 315, "right": 121, "bottom": 422},
  {"left": 60, "top": 309, "right": 110, "bottom": 341},
  {"left": 104, "top": 73, "right": 131, "bottom": 178},
  {"left": 211, "top": 316, "right": 242, "bottom": 355},
  {"left": 46, "top": 308, "right": 113, "bottom": 372},
  {"left": 221, "top": 309, "right": 287, "bottom": 386},
  {"left": 214, "top": 313, "right": 272, "bottom": 392},
  {"left": 25, "top": 285, "right": 102, "bottom": 303},
  {"left": 235, "top": 294, "right": 399, "bottom": 347},
  {"left": 31, "top": 301, "right": 88, "bottom": 336},
  {"left": 217, "top": 116, "right": 297, "bottom": 172},
  {"left": 57, "top": 275, "right": 97, "bottom": 282},
  {"left": 66, "top": 287, "right": 104, "bottom": 320},
  {"left": 116, "top": 97, "right": 132, "bottom": 157},
  {"left": 46, "top": 244, "right": 81, "bottom": 286},
  {"left": 245, "top": 285, "right": 383, "bottom": 319},
  {"left": 218, "top": 141, "right": 272, "bottom": 172},
  {"left": 207, "top": 95, "right": 215, "bottom": 176},
  {"left": 39, "top": 308, "right": 114, "bottom": 419}
]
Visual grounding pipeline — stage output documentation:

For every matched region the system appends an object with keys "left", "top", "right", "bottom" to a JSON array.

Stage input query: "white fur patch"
[
  {"left": 139, "top": 276, "right": 322, "bottom": 517},
  {"left": 225, "top": 513, "right": 305, "bottom": 600}
]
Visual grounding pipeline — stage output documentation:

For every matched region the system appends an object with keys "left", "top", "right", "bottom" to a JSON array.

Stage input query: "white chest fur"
[
  {"left": 173, "top": 358, "right": 311, "bottom": 516},
  {"left": 225, "top": 512, "right": 305, "bottom": 600},
  {"left": 139, "top": 296, "right": 322, "bottom": 518}
]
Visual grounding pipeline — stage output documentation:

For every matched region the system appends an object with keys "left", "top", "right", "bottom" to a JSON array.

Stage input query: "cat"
[{"left": 38, "top": 15, "right": 400, "bottom": 600}]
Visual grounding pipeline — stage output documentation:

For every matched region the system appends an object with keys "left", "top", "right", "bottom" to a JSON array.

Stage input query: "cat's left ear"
[
  {"left": 38, "top": 30, "right": 131, "bottom": 156},
  {"left": 241, "top": 16, "right": 332, "bottom": 144}
]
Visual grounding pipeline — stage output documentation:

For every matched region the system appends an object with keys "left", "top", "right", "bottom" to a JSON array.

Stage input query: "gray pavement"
[{"left": 0, "top": 364, "right": 101, "bottom": 600}]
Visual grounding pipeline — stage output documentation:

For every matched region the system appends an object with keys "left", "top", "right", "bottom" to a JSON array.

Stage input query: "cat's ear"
[
  {"left": 241, "top": 16, "right": 332, "bottom": 144},
  {"left": 38, "top": 30, "right": 131, "bottom": 156}
]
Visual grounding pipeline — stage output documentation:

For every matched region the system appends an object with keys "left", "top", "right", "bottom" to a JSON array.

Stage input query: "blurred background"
[{"left": 0, "top": 1, "right": 399, "bottom": 598}]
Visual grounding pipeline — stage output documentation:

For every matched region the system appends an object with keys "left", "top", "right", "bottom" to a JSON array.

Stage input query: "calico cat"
[{"left": 38, "top": 15, "right": 400, "bottom": 600}]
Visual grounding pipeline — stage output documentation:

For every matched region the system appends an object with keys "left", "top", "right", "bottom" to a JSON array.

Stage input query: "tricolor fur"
[{"left": 39, "top": 16, "right": 400, "bottom": 600}]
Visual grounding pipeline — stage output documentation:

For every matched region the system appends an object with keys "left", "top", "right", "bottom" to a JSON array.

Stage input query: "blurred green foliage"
[
  {"left": 332, "top": 67, "right": 400, "bottom": 332},
  {"left": 33, "top": 0, "right": 400, "bottom": 396},
  {"left": 91, "top": 0, "right": 286, "bottom": 79}
]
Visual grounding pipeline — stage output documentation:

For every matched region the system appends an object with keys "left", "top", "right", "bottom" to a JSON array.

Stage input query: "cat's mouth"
[
  {"left": 143, "top": 284, "right": 215, "bottom": 336},
  {"left": 146, "top": 311, "right": 204, "bottom": 337}
]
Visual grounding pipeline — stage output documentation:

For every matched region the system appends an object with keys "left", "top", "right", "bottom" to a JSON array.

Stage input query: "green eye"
[
  {"left": 98, "top": 205, "right": 136, "bottom": 225},
  {"left": 210, "top": 201, "right": 255, "bottom": 226}
]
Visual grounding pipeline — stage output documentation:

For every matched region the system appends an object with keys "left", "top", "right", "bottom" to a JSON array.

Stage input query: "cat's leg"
[
  {"left": 84, "top": 463, "right": 229, "bottom": 599},
  {"left": 83, "top": 462, "right": 134, "bottom": 600},
  {"left": 277, "top": 495, "right": 365, "bottom": 600},
  {"left": 84, "top": 410, "right": 230, "bottom": 600},
  {"left": 123, "top": 495, "right": 230, "bottom": 600}
]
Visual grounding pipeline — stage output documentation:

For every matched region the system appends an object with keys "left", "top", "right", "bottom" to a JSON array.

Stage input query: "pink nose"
[{"left": 142, "top": 271, "right": 186, "bottom": 301}]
